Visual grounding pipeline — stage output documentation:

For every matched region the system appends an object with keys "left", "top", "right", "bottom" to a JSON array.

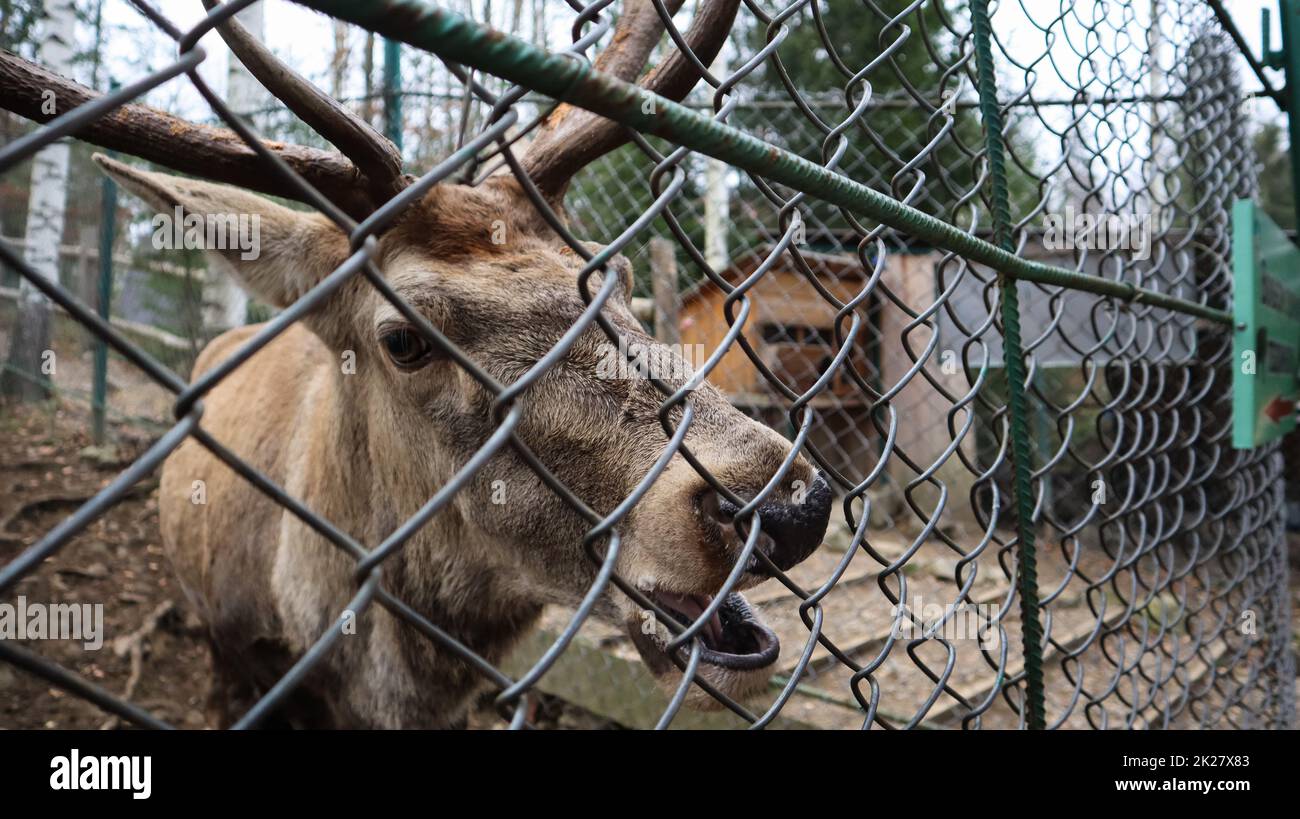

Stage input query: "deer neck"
[{"left": 300, "top": 362, "right": 543, "bottom": 689}]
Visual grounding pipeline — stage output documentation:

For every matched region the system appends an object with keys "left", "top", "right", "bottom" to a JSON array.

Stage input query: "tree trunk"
[
  {"left": 649, "top": 237, "right": 680, "bottom": 346},
  {"left": 330, "top": 20, "right": 350, "bottom": 101},
  {"left": 77, "top": 224, "right": 97, "bottom": 308},
  {"left": 361, "top": 33, "right": 376, "bottom": 127},
  {"left": 703, "top": 47, "right": 731, "bottom": 273},
  {"left": 1, "top": 0, "right": 75, "bottom": 403}
]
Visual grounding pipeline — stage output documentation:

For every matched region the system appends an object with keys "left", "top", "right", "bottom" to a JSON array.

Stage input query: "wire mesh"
[{"left": 0, "top": 0, "right": 1293, "bottom": 729}]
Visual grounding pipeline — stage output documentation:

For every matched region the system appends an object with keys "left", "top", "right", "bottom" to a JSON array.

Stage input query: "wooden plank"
[
  {"left": 500, "top": 627, "right": 816, "bottom": 729},
  {"left": 777, "top": 582, "right": 1011, "bottom": 678},
  {"left": 1, "top": 234, "right": 210, "bottom": 282},
  {"left": 922, "top": 603, "right": 1129, "bottom": 726},
  {"left": 0, "top": 286, "right": 194, "bottom": 352},
  {"left": 748, "top": 561, "right": 879, "bottom": 607}
]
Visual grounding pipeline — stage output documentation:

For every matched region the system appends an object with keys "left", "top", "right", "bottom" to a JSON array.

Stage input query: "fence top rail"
[{"left": 291, "top": 0, "right": 1233, "bottom": 326}]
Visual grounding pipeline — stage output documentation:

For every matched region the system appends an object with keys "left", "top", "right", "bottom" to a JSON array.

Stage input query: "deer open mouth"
[{"left": 628, "top": 590, "right": 779, "bottom": 672}]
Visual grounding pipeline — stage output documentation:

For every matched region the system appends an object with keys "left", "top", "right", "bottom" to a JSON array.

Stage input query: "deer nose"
[{"left": 707, "top": 473, "right": 832, "bottom": 574}]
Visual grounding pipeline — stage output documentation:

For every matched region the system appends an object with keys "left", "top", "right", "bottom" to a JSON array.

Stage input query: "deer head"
[{"left": 3, "top": 0, "right": 833, "bottom": 715}]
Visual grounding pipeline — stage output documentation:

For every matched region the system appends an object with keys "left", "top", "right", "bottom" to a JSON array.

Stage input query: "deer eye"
[{"left": 381, "top": 327, "right": 436, "bottom": 370}]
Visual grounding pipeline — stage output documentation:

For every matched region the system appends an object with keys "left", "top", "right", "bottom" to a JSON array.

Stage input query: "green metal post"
[
  {"left": 970, "top": 0, "right": 1046, "bottom": 729},
  {"left": 92, "top": 93, "right": 118, "bottom": 444},
  {"left": 383, "top": 38, "right": 403, "bottom": 156},
  {"left": 1271, "top": 1, "right": 1300, "bottom": 212}
]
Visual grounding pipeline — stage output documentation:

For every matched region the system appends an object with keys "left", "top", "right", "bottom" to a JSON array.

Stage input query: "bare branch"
[{"left": 200, "top": 0, "right": 408, "bottom": 204}]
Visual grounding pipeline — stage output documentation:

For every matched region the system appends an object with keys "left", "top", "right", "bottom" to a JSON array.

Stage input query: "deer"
[{"left": 0, "top": 0, "right": 833, "bottom": 728}]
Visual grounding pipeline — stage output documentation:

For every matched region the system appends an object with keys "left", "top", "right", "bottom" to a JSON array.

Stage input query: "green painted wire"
[{"left": 970, "top": 0, "right": 1046, "bottom": 731}]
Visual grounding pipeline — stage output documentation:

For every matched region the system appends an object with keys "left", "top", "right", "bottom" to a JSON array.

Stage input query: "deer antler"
[
  {"left": 198, "top": 0, "right": 408, "bottom": 206},
  {"left": 0, "top": 49, "right": 377, "bottom": 219},
  {"left": 520, "top": 0, "right": 741, "bottom": 202},
  {"left": 0, "top": 0, "right": 738, "bottom": 219},
  {"left": 0, "top": 0, "right": 406, "bottom": 221}
]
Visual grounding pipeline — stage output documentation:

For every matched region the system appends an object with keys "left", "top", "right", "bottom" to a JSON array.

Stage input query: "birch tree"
[{"left": 1, "top": 0, "right": 76, "bottom": 402}]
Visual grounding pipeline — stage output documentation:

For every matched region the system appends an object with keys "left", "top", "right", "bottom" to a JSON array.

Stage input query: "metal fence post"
[
  {"left": 970, "top": 0, "right": 1046, "bottom": 729},
  {"left": 92, "top": 82, "right": 118, "bottom": 445},
  {"left": 1269, "top": 1, "right": 1300, "bottom": 209},
  {"left": 383, "top": 37, "right": 403, "bottom": 156}
]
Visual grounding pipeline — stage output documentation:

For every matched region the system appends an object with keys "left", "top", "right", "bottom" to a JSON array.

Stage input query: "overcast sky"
[{"left": 84, "top": 0, "right": 1286, "bottom": 146}]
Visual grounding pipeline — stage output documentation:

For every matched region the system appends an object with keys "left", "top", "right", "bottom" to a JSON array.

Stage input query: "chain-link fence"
[{"left": 0, "top": 0, "right": 1294, "bottom": 729}]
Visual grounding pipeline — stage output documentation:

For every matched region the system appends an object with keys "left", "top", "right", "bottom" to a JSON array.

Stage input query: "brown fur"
[{"left": 96, "top": 154, "right": 819, "bottom": 727}]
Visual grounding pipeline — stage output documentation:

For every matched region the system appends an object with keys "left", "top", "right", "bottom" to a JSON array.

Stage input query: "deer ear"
[{"left": 92, "top": 154, "right": 350, "bottom": 312}]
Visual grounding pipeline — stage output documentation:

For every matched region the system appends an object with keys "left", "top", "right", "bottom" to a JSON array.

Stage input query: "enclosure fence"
[{"left": 0, "top": 0, "right": 1294, "bottom": 729}]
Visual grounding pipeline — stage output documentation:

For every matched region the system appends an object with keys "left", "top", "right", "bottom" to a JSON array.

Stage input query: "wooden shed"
[
  {"left": 675, "top": 246, "right": 883, "bottom": 481},
  {"left": 676, "top": 247, "right": 880, "bottom": 404},
  {"left": 672, "top": 242, "right": 972, "bottom": 524}
]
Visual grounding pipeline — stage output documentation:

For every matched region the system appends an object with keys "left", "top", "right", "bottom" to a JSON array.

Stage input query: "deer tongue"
[
  {"left": 628, "top": 590, "right": 780, "bottom": 673},
  {"left": 655, "top": 590, "right": 725, "bottom": 647}
]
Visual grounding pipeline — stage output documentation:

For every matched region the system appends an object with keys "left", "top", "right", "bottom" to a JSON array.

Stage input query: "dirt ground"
[
  {"left": 0, "top": 402, "right": 210, "bottom": 728},
  {"left": 1, "top": 369, "right": 1297, "bottom": 729},
  {"left": 0, "top": 399, "right": 622, "bottom": 729}
]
